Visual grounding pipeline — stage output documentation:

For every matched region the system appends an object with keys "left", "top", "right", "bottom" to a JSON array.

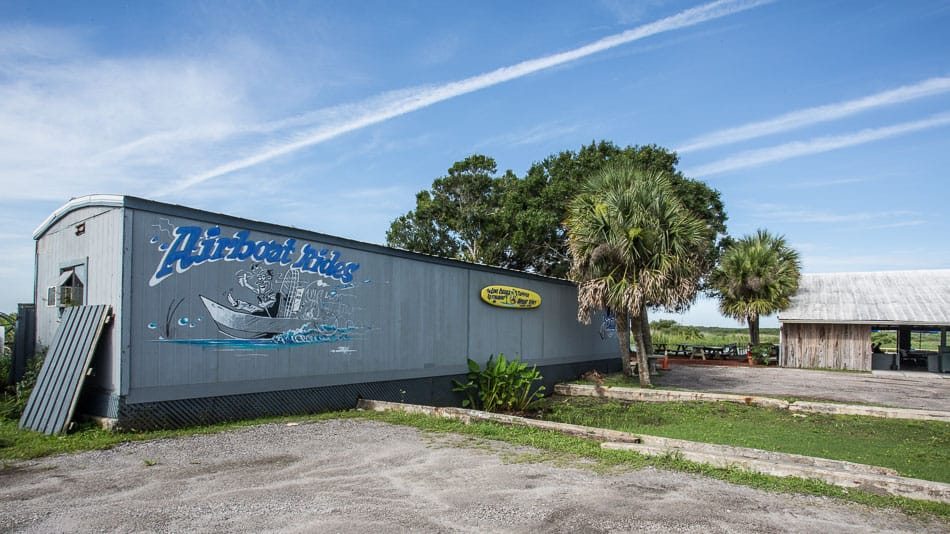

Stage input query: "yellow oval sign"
[{"left": 480, "top": 285, "right": 541, "bottom": 309}]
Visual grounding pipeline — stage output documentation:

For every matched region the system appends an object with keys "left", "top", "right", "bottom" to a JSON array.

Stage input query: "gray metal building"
[{"left": 32, "top": 195, "right": 616, "bottom": 429}]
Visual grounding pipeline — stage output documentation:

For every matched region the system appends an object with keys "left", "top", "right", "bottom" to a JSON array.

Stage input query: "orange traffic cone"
[{"left": 662, "top": 351, "right": 670, "bottom": 370}]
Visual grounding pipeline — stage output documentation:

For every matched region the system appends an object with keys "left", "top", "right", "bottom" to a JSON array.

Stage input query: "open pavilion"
[{"left": 778, "top": 270, "right": 950, "bottom": 373}]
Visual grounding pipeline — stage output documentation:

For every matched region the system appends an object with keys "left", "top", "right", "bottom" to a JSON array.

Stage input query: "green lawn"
[{"left": 540, "top": 396, "right": 950, "bottom": 483}]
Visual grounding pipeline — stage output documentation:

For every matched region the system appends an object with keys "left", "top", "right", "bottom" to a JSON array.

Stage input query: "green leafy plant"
[
  {"left": 749, "top": 344, "right": 774, "bottom": 365},
  {"left": 0, "top": 354, "right": 44, "bottom": 421},
  {"left": 452, "top": 354, "right": 545, "bottom": 413}
]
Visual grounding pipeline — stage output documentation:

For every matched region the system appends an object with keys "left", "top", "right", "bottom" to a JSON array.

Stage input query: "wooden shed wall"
[{"left": 781, "top": 323, "right": 871, "bottom": 371}]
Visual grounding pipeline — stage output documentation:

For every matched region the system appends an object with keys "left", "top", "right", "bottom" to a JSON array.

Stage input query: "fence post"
[{"left": 13, "top": 303, "right": 36, "bottom": 383}]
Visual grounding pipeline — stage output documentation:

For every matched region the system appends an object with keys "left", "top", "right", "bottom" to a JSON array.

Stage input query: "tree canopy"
[
  {"left": 566, "top": 162, "right": 708, "bottom": 384},
  {"left": 708, "top": 229, "right": 802, "bottom": 345},
  {"left": 386, "top": 155, "right": 515, "bottom": 265},
  {"left": 386, "top": 141, "right": 727, "bottom": 283}
]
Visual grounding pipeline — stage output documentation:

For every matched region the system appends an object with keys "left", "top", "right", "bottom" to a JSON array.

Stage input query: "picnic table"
[
  {"left": 669, "top": 344, "right": 691, "bottom": 356},
  {"left": 689, "top": 343, "right": 740, "bottom": 360}
]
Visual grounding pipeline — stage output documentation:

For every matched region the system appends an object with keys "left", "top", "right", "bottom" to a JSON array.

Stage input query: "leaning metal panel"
[{"left": 20, "top": 305, "right": 112, "bottom": 434}]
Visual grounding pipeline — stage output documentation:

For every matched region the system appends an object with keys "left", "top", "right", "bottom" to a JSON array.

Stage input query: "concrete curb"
[
  {"left": 554, "top": 383, "right": 950, "bottom": 423},
  {"left": 356, "top": 398, "right": 950, "bottom": 504},
  {"left": 602, "top": 441, "right": 950, "bottom": 504},
  {"left": 355, "top": 399, "right": 642, "bottom": 443}
]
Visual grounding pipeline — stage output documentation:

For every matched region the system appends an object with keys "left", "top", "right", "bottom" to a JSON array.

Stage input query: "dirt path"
[
  {"left": 653, "top": 366, "right": 950, "bottom": 411},
  {"left": 1, "top": 419, "right": 944, "bottom": 533}
]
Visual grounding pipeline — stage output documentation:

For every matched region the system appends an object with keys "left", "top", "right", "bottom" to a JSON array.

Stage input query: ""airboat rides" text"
[{"left": 150, "top": 225, "right": 360, "bottom": 286}]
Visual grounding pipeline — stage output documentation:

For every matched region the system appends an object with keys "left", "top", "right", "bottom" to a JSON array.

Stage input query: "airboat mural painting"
[{"left": 145, "top": 219, "right": 369, "bottom": 350}]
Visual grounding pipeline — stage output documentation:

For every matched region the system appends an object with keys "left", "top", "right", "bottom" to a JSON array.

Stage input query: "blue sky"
[{"left": 2, "top": 0, "right": 949, "bottom": 327}]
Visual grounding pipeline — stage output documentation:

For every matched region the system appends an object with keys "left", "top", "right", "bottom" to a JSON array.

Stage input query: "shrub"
[
  {"left": 452, "top": 354, "right": 545, "bottom": 413},
  {"left": 0, "top": 355, "right": 43, "bottom": 421},
  {"left": 749, "top": 344, "right": 774, "bottom": 365}
]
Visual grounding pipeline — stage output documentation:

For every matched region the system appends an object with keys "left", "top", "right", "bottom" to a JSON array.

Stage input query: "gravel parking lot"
[
  {"left": 654, "top": 365, "right": 950, "bottom": 411},
  {"left": 1, "top": 418, "right": 945, "bottom": 533}
]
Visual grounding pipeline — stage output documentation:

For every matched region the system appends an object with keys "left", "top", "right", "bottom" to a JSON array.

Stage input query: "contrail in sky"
[
  {"left": 162, "top": 0, "right": 773, "bottom": 195},
  {"left": 686, "top": 111, "right": 950, "bottom": 176},
  {"left": 676, "top": 76, "right": 950, "bottom": 153}
]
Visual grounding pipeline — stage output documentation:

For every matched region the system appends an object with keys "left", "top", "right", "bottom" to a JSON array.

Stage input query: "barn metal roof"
[{"left": 779, "top": 270, "right": 950, "bottom": 326}]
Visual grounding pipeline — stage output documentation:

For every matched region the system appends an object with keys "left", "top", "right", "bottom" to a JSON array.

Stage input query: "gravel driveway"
[
  {"left": 1, "top": 419, "right": 944, "bottom": 533},
  {"left": 654, "top": 366, "right": 950, "bottom": 411}
]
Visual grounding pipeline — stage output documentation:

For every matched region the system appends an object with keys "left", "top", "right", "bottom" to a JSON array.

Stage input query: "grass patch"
[
  {"left": 0, "top": 411, "right": 359, "bottom": 462},
  {"left": 573, "top": 372, "right": 678, "bottom": 389},
  {"left": 354, "top": 409, "right": 950, "bottom": 520},
  {"left": 539, "top": 397, "right": 950, "bottom": 483}
]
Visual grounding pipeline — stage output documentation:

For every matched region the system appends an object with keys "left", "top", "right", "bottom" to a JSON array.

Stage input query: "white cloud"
[
  {"left": 599, "top": 0, "right": 670, "bottom": 24},
  {"left": 338, "top": 186, "right": 407, "bottom": 200},
  {"left": 686, "top": 111, "right": 950, "bottom": 176},
  {"left": 0, "top": 33, "right": 258, "bottom": 200},
  {"left": 475, "top": 121, "right": 581, "bottom": 150},
  {"left": 785, "top": 177, "right": 869, "bottom": 188},
  {"left": 676, "top": 76, "right": 950, "bottom": 153},
  {"left": 161, "top": 0, "right": 774, "bottom": 194},
  {"left": 747, "top": 203, "right": 916, "bottom": 225},
  {"left": 864, "top": 220, "right": 926, "bottom": 230}
]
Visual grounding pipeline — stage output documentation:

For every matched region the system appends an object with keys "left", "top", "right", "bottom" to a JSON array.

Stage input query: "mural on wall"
[
  {"left": 599, "top": 310, "right": 617, "bottom": 340},
  {"left": 146, "top": 220, "right": 370, "bottom": 350}
]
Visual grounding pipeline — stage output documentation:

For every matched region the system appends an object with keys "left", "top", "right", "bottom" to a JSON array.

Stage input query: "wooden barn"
[{"left": 778, "top": 270, "right": 950, "bottom": 372}]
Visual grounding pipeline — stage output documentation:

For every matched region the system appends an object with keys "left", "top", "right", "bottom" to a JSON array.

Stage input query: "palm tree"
[
  {"left": 566, "top": 163, "right": 707, "bottom": 385},
  {"left": 709, "top": 229, "right": 801, "bottom": 345}
]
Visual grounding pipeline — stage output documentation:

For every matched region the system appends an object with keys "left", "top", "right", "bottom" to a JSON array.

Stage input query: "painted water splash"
[
  {"left": 272, "top": 323, "right": 355, "bottom": 345},
  {"left": 155, "top": 323, "right": 357, "bottom": 349},
  {"left": 176, "top": 316, "right": 199, "bottom": 328}
]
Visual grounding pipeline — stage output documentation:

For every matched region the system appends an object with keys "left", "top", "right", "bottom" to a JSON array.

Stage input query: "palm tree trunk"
[
  {"left": 748, "top": 315, "right": 760, "bottom": 346},
  {"left": 616, "top": 309, "right": 634, "bottom": 376},
  {"left": 639, "top": 308, "right": 653, "bottom": 359},
  {"left": 632, "top": 304, "right": 652, "bottom": 387}
]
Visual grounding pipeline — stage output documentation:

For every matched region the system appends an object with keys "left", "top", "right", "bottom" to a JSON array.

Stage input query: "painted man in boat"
[
  {"left": 201, "top": 265, "right": 310, "bottom": 339},
  {"left": 226, "top": 263, "right": 283, "bottom": 317}
]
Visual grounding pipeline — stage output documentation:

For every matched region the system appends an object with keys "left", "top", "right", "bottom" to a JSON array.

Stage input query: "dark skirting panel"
[{"left": 113, "top": 357, "right": 617, "bottom": 431}]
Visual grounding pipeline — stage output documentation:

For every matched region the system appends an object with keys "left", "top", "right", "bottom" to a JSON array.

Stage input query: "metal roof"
[
  {"left": 32, "top": 194, "right": 125, "bottom": 239},
  {"left": 779, "top": 270, "right": 950, "bottom": 326},
  {"left": 19, "top": 305, "right": 112, "bottom": 435},
  {"left": 34, "top": 194, "right": 574, "bottom": 285}
]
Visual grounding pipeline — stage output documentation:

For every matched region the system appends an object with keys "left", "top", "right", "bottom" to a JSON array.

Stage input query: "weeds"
[{"left": 0, "top": 355, "right": 43, "bottom": 421}]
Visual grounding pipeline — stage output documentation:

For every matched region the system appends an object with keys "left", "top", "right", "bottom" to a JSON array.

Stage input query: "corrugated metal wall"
[
  {"left": 123, "top": 205, "right": 615, "bottom": 406},
  {"left": 781, "top": 323, "right": 872, "bottom": 370},
  {"left": 34, "top": 207, "right": 124, "bottom": 401}
]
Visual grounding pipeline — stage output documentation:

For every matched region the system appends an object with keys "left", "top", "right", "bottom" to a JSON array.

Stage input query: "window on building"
[{"left": 53, "top": 269, "right": 84, "bottom": 308}]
